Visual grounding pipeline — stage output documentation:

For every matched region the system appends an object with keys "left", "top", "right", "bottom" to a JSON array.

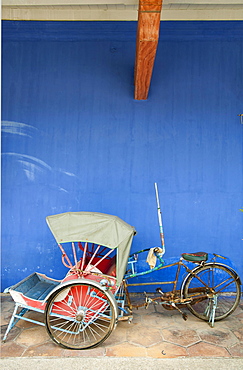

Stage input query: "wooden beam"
[{"left": 134, "top": 0, "right": 163, "bottom": 100}]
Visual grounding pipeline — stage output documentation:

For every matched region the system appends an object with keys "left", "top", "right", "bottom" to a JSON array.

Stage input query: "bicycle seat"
[{"left": 181, "top": 252, "right": 208, "bottom": 263}]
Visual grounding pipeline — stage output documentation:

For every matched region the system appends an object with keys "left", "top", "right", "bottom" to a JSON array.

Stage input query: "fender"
[
  {"left": 42, "top": 278, "right": 119, "bottom": 319},
  {"left": 180, "top": 262, "right": 241, "bottom": 298}
]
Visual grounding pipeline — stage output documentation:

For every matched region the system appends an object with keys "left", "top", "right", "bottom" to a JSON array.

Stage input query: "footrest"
[{"left": 181, "top": 252, "right": 208, "bottom": 263}]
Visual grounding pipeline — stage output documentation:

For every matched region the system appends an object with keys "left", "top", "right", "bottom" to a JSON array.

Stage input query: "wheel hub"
[{"left": 76, "top": 307, "right": 86, "bottom": 322}]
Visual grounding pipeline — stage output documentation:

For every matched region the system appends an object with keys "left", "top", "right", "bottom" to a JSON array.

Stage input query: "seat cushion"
[{"left": 181, "top": 252, "right": 208, "bottom": 263}]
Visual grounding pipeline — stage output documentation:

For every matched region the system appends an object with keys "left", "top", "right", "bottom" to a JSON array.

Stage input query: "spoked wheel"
[
  {"left": 183, "top": 263, "right": 241, "bottom": 322},
  {"left": 45, "top": 281, "right": 118, "bottom": 349}
]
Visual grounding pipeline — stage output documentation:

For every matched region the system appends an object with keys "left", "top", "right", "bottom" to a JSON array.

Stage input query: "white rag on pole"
[{"left": 146, "top": 247, "right": 164, "bottom": 269}]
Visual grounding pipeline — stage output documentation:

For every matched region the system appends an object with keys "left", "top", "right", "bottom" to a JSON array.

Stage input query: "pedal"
[
  {"left": 182, "top": 313, "right": 188, "bottom": 321},
  {"left": 144, "top": 291, "right": 152, "bottom": 309},
  {"left": 171, "top": 302, "right": 188, "bottom": 320},
  {"left": 156, "top": 287, "right": 164, "bottom": 296}
]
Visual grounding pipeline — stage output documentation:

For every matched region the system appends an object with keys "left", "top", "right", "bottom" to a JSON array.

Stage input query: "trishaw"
[{"left": 3, "top": 185, "right": 241, "bottom": 349}]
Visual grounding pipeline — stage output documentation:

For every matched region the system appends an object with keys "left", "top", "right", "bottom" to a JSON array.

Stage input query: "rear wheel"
[
  {"left": 183, "top": 263, "right": 241, "bottom": 321},
  {"left": 45, "top": 282, "right": 117, "bottom": 349}
]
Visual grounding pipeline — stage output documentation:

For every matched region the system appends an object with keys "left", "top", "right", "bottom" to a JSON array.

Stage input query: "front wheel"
[
  {"left": 183, "top": 263, "right": 241, "bottom": 322},
  {"left": 45, "top": 281, "right": 117, "bottom": 349}
]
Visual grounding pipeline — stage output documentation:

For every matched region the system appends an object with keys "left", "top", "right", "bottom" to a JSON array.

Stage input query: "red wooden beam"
[{"left": 134, "top": 0, "right": 163, "bottom": 100}]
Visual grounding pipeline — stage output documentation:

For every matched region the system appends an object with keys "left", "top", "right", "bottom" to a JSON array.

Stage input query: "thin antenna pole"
[{"left": 154, "top": 182, "right": 165, "bottom": 250}]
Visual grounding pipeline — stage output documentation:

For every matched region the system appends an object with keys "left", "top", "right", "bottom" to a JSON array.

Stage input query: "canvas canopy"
[{"left": 46, "top": 212, "right": 136, "bottom": 285}]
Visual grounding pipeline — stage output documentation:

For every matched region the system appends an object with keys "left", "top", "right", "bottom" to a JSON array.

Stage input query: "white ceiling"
[{"left": 2, "top": 0, "right": 243, "bottom": 21}]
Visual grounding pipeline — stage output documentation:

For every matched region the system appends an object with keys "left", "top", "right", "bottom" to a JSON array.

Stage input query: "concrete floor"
[{"left": 1, "top": 293, "right": 243, "bottom": 368}]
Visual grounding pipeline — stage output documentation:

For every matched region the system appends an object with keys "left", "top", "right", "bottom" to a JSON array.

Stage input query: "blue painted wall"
[{"left": 1, "top": 21, "right": 243, "bottom": 291}]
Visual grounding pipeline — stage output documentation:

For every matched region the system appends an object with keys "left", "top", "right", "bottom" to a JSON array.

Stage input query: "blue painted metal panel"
[{"left": 1, "top": 21, "right": 243, "bottom": 291}]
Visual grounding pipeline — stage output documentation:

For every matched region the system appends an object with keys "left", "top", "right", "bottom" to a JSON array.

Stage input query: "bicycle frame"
[
  {"left": 125, "top": 257, "right": 199, "bottom": 303},
  {"left": 123, "top": 255, "right": 241, "bottom": 326}
]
